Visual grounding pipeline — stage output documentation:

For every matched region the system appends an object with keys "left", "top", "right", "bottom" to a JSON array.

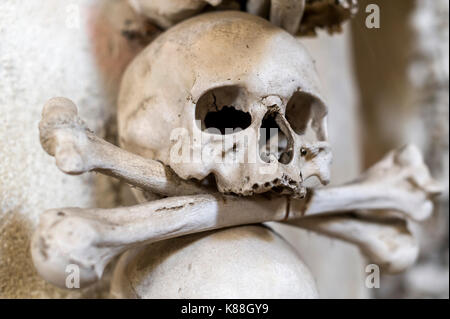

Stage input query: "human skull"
[{"left": 118, "top": 11, "right": 331, "bottom": 198}]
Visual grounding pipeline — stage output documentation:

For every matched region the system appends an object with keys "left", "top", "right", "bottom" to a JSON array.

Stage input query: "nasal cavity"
[{"left": 258, "top": 112, "right": 293, "bottom": 164}]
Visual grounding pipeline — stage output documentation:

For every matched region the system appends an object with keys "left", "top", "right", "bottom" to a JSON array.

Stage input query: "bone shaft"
[
  {"left": 88, "top": 134, "right": 205, "bottom": 196},
  {"left": 299, "top": 184, "right": 401, "bottom": 216},
  {"left": 84, "top": 194, "right": 288, "bottom": 248},
  {"left": 33, "top": 194, "right": 285, "bottom": 287},
  {"left": 270, "top": 0, "right": 305, "bottom": 34},
  {"left": 284, "top": 213, "right": 418, "bottom": 273},
  {"left": 76, "top": 181, "right": 404, "bottom": 250},
  {"left": 286, "top": 214, "right": 396, "bottom": 245}
]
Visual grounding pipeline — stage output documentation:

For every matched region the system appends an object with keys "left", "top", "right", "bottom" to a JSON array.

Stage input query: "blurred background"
[{"left": 0, "top": 0, "right": 448, "bottom": 298}]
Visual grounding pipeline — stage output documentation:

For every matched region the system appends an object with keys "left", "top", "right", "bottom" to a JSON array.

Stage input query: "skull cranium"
[{"left": 118, "top": 11, "right": 331, "bottom": 198}]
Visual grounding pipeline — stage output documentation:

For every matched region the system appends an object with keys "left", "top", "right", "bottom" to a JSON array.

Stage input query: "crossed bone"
[{"left": 31, "top": 97, "right": 441, "bottom": 288}]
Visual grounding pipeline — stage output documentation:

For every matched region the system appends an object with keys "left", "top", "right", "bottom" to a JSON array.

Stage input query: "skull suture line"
[{"left": 118, "top": 11, "right": 331, "bottom": 198}]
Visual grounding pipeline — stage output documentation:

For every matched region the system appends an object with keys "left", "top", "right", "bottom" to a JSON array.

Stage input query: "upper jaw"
[{"left": 217, "top": 175, "right": 307, "bottom": 199}]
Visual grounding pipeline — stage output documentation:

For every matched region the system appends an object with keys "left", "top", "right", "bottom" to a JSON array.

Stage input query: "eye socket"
[
  {"left": 285, "top": 91, "right": 327, "bottom": 140},
  {"left": 195, "top": 86, "right": 252, "bottom": 135},
  {"left": 202, "top": 106, "right": 252, "bottom": 135}
]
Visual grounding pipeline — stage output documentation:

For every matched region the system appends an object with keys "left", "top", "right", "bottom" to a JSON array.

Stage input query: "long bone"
[
  {"left": 247, "top": 0, "right": 358, "bottom": 35},
  {"left": 31, "top": 189, "right": 427, "bottom": 288},
  {"left": 31, "top": 194, "right": 287, "bottom": 288},
  {"left": 132, "top": 183, "right": 421, "bottom": 276},
  {"left": 247, "top": 0, "right": 306, "bottom": 34},
  {"left": 33, "top": 98, "right": 441, "bottom": 288},
  {"left": 135, "top": 192, "right": 421, "bottom": 275},
  {"left": 133, "top": 182, "right": 423, "bottom": 276},
  {"left": 31, "top": 195, "right": 408, "bottom": 288},
  {"left": 290, "top": 143, "right": 441, "bottom": 221},
  {"left": 129, "top": 0, "right": 306, "bottom": 34},
  {"left": 285, "top": 213, "right": 419, "bottom": 274},
  {"left": 39, "top": 97, "right": 206, "bottom": 197}
]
